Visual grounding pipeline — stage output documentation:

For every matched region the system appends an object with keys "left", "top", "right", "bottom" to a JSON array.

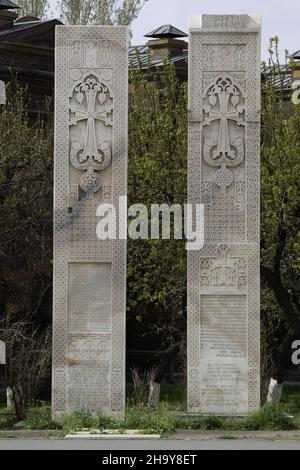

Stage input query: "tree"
[
  {"left": 60, "top": 0, "right": 148, "bottom": 26},
  {"left": 261, "top": 37, "right": 300, "bottom": 401},
  {"left": 0, "top": 83, "right": 53, "bottom": 417},
  {"left": 0, "top": 316, "right": 51, "bottom": 420},
  {"left": 127, "top": 59, "right": 187, "bottom": 403},
  {"left": 17, "top": 0, "right": 49, "bottom": 19}
]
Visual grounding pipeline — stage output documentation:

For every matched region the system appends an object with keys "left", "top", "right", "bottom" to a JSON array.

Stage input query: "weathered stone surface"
[
  {"left": 52, "top": 26, "right": 128, "bottom": 421},
  {"left": 187, "top": 14, "right": 261, "bottom": 415},
  {"left": 0, "top": 339, "right": 5, "bottom": 364},
  {"left": 0, "top": 80, "right": 5, "bottom": 105}
]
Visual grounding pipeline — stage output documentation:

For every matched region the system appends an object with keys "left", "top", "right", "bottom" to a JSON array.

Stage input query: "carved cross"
[
  {"left": 203, "top": 76, "right": 245, "bottom": 160},
  {"left": 69, "top": 77, "right": 113, "bottom": 165},
  {"left": 211, "top": 244, "right": 237, "bottom": 287}
]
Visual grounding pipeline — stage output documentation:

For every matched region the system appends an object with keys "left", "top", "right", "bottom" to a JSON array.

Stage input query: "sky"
[{"left": 48, "top": 0, "right": 300, "bottom": 60}]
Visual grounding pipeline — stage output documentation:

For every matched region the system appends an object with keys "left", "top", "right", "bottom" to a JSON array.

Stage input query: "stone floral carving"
[
  {"left": 203, "top": 75, "right": 245, "bottom": 194},
  {"left": 69, "top": 73, "right": 113, "bottom": 194}
]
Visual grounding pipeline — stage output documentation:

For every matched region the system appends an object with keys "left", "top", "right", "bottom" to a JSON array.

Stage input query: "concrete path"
[
  {"left": 1, "top": 438, "right": 300, "bottom": 450},
  {"left": 1, "top": 429, "right": 300, "bottom": 450}
]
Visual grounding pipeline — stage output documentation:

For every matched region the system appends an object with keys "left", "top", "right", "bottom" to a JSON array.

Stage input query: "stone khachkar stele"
[
  {"left": 187, "top": 15, "right": 261, "bottom": 415},
  {"left": 52, "top": 26, "right": 128, "bottom": 421}
]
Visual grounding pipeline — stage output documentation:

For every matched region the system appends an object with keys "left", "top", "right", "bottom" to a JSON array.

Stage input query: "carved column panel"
[
  {"left": 52, "top": 26, "right": 128, "bottom": 421},
  {"left": 187, "top": 15, "right": 261, "bottom": 415}
]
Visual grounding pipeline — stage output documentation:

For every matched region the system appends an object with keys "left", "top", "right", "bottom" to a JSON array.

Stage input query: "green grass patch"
[
  {"left": 0, "top": 431, "right": 13, "bottom": 439},
  {"left": 25, "top": 404, "right": 62, "bottom": 430},
  {"left": 123, "top": 403, "right": 176, "bottom": 435},
  {"left": 62, "top": 410, "right": 97, "bottom": 434},
  {"left": 4, "top": 384, "right": 299, "bottom": 435},
  {"left": 242, "top": 405, "right": 296, "bottom": 431},
  {"left": 62, "top": 403, "right": 177, "bottom": 436},
  {"left": 0, "top": 407, "right": 14, "bottom": 429},
  {"left": 61, "top": 404, "right": 297, "bottom": 436}
]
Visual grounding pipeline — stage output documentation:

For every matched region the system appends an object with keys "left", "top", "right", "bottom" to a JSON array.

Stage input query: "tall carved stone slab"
[
  {"left": 187, "top": 15, "right": 261, "bottom": 415},
  {"left": 52, "top": 26, "right": 128, "bottom": 421}
]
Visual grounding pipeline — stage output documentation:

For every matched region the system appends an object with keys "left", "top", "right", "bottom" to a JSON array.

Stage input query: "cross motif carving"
[
  {"left": 69, "top": 75, "right": 113, "bottom": 194},
  {"left": 70, "top": 76, "right": 113, "bottom": 164},
  {"left": 203, "top": 75, "right": 245, "bottom": 193},
  {"left": 210, "top": 244, "right": 237, "bottom": 287}
]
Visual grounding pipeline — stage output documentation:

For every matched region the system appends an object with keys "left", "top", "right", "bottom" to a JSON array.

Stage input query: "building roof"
[
  {"left": 264, "top": 65, "right": 292, "bottom": 92},
  {"left": 0, "top": 0, "right": 19, "bottom": 9},
  {"left": 129, "top": 44, "right": 188, "bottom": 69},
  {"left": 0, "top": 18, "right": 61, "bottom": 41},
  {"left": 291, "top": 50, "right": 300, "bottom": 60},
  {"left": 144, "top": 24, "right": 188, "bottom": 39}
]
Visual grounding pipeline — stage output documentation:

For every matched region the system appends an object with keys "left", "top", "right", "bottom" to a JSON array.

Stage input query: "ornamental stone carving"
[{"left": 69, "top": 72, "right": 113, "bottom": 194}]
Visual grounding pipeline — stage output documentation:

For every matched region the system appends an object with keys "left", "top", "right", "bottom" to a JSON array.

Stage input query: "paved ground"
[
  {"left": 1, "top": 430, "right": 300, "bottom": 450},
  {"left": 1, "top": 438, "right": 300, "bottom": 450}
]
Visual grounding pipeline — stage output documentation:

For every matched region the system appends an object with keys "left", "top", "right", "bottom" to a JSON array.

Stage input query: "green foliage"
[
  {"left": 124, "top": 403, "right": 176, "bottom": 435},
  {"left": 127, "top": 58, "right": 187, "bottom": 358},
  {"left": 61, "top": 403, "right": 298, "bottom": 436},
  {"left": 242, "top": 405, "right": 296, "bottom": 431},
  {"left": 62, "top": 410, "right": 98, "bottom": 434},
  {"left": 60, "top": 0, "right": 148, "bottom": 26},
  {"left": 25, "top": 404, "right": 62, "bottom": 430},
  {"left": 260, "top": 37, "right": 300, "bottom": 384},
  {"left": 177, "top": 415, "right": 224, "bottom": 431},
  {"left": 280, "top": 385, "right": 300, "bottom": 413},
  {"left": 0, "top": 431, "right": 13, "bottom": 439},
  {"left": 0, "top": 408, "right": 14, "bottom": 429},
  {"left": 96, "top": 415, "right": 118, "bottom": 429},
  {"left": 17, "top": 0, "right": 49, "bottom": 19},
  {"left": 0, "top": 83, "right": 53, "bottom": 419},
  {"left": 62, "top": 404, "right": 177, "bottom": 435},
  {"left": 18, "top": 385, "right": 300, "bottom": 434}
]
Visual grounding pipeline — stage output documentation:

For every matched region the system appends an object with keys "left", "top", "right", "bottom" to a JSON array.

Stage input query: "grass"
[
  {"left": 0, "top": 407, "right": 14, "bottom": 429},
  {"left": 61, "top": 402, "right": 298, "bottom": 436},
  {"left": 0, "top": 384, "right": 300, "bottom": 436},
  {"left": 25, "top": 404, "right": 62, "bottom": 431},
  {"left": 62, "top": 403, "right": 177, "bottom": 436},
  {"left": 279, "top": 385, "right": 300, "bottom": 426},
  {"left": 0, "top": 431, "right": 13, "bottom": 439}
]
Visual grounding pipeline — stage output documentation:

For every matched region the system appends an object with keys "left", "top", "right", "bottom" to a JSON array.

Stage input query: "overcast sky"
[{"left": 49, "top": 0, "right": 300, "bottom": 59}]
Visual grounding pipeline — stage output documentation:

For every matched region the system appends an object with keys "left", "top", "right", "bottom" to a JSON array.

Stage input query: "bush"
[
  {"left": 25, "top": 405, "right": 61, "bottom": 430},
  {"left": 242, "top": 405, "right": 297, "bottom": 431}
]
